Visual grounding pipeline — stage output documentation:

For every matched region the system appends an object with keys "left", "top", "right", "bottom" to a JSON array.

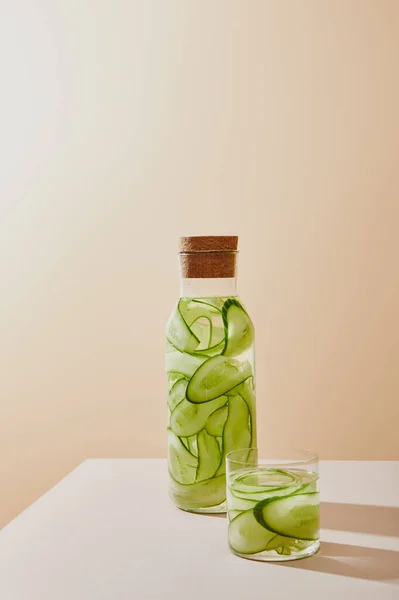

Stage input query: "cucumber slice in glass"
[
  {"left": 196, "top": 430, "right": 221, "bottom": 481},
  {"left": 227, "top": 486, "right": 257, "bottom": 513},
  {"left": 216, "top": 395, "right": 251, "bottom": 476},
  {"left": 222, "top": 299, "right": 255, "bottom": 357},
  {"left": 232, "top": 485, "right": 304, "bottom": 502},
  {"left": 256, "top": 492, "right": 320, "bottom": 541},
  {"left": 233, "top": 468, "right": 300, "bottom": 493},
  {"left": 170, "top": 395, "right": 227, "bottom": 437},
  {"left": 190, "top": 318, "right": 212, "bottom": 350},
  {"left": 169, "top": 473, "right": 226, "bottom": 509},
  {"left": 179, "top": 299, "right": 221, "bottom": 326},
  {"left": 181, "top": 437, "right": 190, "bottom": 451},
  {"left": 187, "top": 435, "right": 198, "bottom": 457},
  {"left": 166, "top": 350, "right": 206, "bottom": 378},
  {"left": 166, "top": 302, "right": 200, "bottom": 353},
  {"left": 168, "top": 430, "right": 197, "bottom": 485},
  {"left": 220, "top": 395, "right": 251, "bottom": 457},
  {"left": 265, "top": 535, "right": 311, "bottom": 555},
  {"left": 193, "top": 322, "right": 226, "bottom": 357},
  {"left": 205, "top": 405, "right": 228, "bottom": 436},
  {"left": 168, "top": 378, "right": 188, "bottom": 411},
  {"left": 230, "top": 377, "right": 256, "bottom": 444},
  {"left": 228, "top": 509, "right": 276, "bottom": 555},
  {"left": 187, "top": 355, "right": 252, "bottom": 403},
  {"left": 167, "top": 371, "right": 185, "bottom": 392}
]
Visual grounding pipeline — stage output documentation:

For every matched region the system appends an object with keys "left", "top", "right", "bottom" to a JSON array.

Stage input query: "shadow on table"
[
  {"left": 321, "top": 502, "right": 399, "bottom": 537},
  {"left": 278, "top": 542, "right": 399, "bottom": 583}
]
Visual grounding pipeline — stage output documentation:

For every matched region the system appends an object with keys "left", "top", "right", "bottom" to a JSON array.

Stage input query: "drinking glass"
[{"left": 226, "top": 448, "right": 320, "bottom": 561}]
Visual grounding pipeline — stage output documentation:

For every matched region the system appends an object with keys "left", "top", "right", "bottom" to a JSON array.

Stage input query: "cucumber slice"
[
  {"left": 167, "top": 371, "right": 185, "bottom": 392},
  {"left": 232, "top": 485, "right": 303, "bottom": 502},
  {"left": 222, "top": 299, "right": 255, "bottom": 357},
  {"left": 196, "top": 430, "right": 221, "bottom": 481},
  {"left": 187, "top": 355, "right": 252, "bottom": 403},
  {"left": 169, "top": 473, "right": 226, "bottom": 509},
  {"left": 181, "top": 437, "right": 190, "bottom": 451},
  {"left": 228, "top": 510, "right": 241, "bottom": 521},
  {"left": 216, "top": 395, "right": 251, "bottom": 476},
  {"left": 170, "top": 395, "right": 227, "bottom": 437},
  {"left": 230, "top": 377, "right": 256, "bottom": 445},
  {"left": 256, "top": 493, "right": 320, "bottom": 541},
  {"left": 179, "top": 299, "right": 221, "bottom": 326},
  {"left": 190, "top": 317, "right": 212, "bottom": 350},
  {"left": 205, "top": 405, "right": 228, "bottom": 436},
  {"left": 166, "top": 341, "right": 176, "bottom": 353},
  {"left": 166, "top": 350, "right": 206, "bottom": 378},
  {"left": 227, "top": 486, "right": 257, "bottom": 513},
  {"left": 233, "top": 468, "right": 300, "bottom": 493},
  {"left": 265, "top": 535, "right": 312, "bottom": 556},
  {"left": 221, "top": 394, "right": 251, "bottom": 457},
  {"left": 194, "top": 340, "right": 225, "bottom": 358},
  {"left": 168, "top": 378, "right": 188, "bottom": 411},
  {"left": 187, "top": 435, "right": 198, "bottom": 457},
  {"left": 228, "top": 509, "right": 276, "bottom": 555},
  {"left": 168, "top": 430, "right": 197, "bottom": 485},
  {"left": 193, "top": 323, "right": 226, "bottom": 357},
  {"left": 166, "top": 302, "right": 200, "bottom": 353}
]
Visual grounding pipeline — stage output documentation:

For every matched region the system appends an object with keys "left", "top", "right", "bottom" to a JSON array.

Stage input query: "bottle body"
[{"left": 166, "top": 287, "right": 256, "bottom": 512}]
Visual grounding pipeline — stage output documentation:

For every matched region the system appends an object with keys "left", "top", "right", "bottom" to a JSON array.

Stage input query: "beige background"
[{"left": 1, "top": 0, "right": 398, "bottom": 529}]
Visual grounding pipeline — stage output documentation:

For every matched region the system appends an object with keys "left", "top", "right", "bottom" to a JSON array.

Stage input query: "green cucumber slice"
[
  {"left": 181, "top": 437, "right": 190, "bottom": 451},
  {"left": 168, "top": 378, "right": 188, "bottom": 411},
  {"left": 193, "top": 323, "right": 226, "bottom": 357},
  {"left": 169, "top": 473, "right": 226, "bottom": 509},
  {"left": 222, "top": 299, "right": 255, "bottom": 357},
  {"left": 179, "top": 299, "right": 221, "bottom": 326},
  {"left": 257, "top": 492, "right": 320, "bottom": 541},
  {"left": 265, "top": 535, "right": 311, "bottom": 555},
  {"left": 167, "top": 430, "right": 197, "bottom": 485},
  {"left": 228, "top": 510, "right": 241, "bottom": 521},
  {"left": 190, "top": 318, "right": 212, "bottom": 350},
  {"left": 227, "top": 486, "right": 257, "bottom": 513},
  {"left": 170, "top": 395, "right": 227, "bottom": 437},
  {"left": 196, "top": 430, "right": 221, "bottom": 481},
  {"left": 232, "top": 485, "right": 303, "bottom": 502},
  {"left": 228, "top": 509, "right": 276, "bottom": 554},
  {"left": 187, "top": 435, "right": 198, "bottom": 457},
  {"left": 166, "top": 302, "right": 200, "bottom": 353},
  {"left": 216, "top": 395, "right": 251, "bottom": 476},
  {"left": 167, "top": 371, "right": 185, "bottom": 392},
  {"left": 230, "top": 377, "right": 256, "bottom": 444},
  {"left": 233, "top": 468, "right": 300, "bottom": 493},
  {"left": 166, "top": 350, "right": 206, "bottom": 378},
  {"left": 194, "top": 340, "right": 225, "bottom": 358},
  {"left": 187, "top": 355, "right": 252, "bottom": 403},
  {"left": 205, "top": 405, "right": 228, "bottom": 436}
]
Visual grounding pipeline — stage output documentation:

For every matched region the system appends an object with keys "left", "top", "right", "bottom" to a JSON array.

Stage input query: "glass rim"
[{"left": 225, "top": 447, "right": 319, "bottom": 467}]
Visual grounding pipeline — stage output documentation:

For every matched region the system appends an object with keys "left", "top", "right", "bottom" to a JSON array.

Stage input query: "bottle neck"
[{"left": 180, "top": 277, "right": 238, "bottom": 298}]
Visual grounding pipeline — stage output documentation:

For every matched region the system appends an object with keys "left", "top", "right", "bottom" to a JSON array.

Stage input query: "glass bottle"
[{"left": 166, "top": 236, "right": 257, "bottom": 513}]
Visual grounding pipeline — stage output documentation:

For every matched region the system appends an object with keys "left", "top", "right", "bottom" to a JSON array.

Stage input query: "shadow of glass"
[
  {"left": 322, "top": 503, "right": 399, "bottom": 537},
  {"left": 278, "top": 542, "right": 399, "bottom": 583},
  {"left": 179, "top": 510, "right": 226, "bottom": 519}
]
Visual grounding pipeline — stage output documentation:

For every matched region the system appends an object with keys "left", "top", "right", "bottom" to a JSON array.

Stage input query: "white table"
[{"left": 0, "top": 460, "right": 398, "bottom": 600}]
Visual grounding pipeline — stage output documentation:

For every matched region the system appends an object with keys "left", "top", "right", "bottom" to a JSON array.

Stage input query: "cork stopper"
[{"left": 178, "top": 236, "right": 238, "bottom": 278}]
